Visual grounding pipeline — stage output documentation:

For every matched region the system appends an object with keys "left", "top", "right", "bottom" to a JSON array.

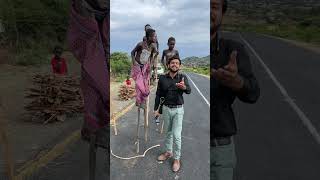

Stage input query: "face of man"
[
  {"left": 95, "top": 0, "right": 109, "bottom": 9},
  {"left": 168, "top": 59, "right": 181, "bottom": 73},
  {"left": 211, "top": 0, "right": 223, "bottom": 36},
  {"left": 149, "top": 32, "right": 157, "bottom": 43},
  {"left": 145, "top": 25, "right": 151, "bottom": 31},
  {"left": 168, "top": 40, "right": 175, "bottom": 50},
  {"left": 54, "top": 49, "right": 62, "bottom": 59}
]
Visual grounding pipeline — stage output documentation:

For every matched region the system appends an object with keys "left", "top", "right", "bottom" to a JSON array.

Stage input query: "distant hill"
[
  {"left": 224, "top": 0, "right": 320, "bottom": 45},
  {"left": 182, "top": 55, "right": 209, "bottom": 67}
]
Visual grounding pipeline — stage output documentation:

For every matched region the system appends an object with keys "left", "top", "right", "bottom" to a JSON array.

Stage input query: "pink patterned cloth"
[
  {"left": 67, "top": 2, "right": 109, "bottom": 133},
  {"left": 131, "top": 63, "right": 151, "bottom": 106}
]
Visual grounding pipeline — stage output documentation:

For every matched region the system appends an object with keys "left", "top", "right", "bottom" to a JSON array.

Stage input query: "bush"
[
  {"left": 183, "top": 66, "right": 209, "bottom": 76},
  {"left": 0, "top": 0, "right": 70, "bottom": 66},
  {"left": 110, "top": 52, "right": 131, "bottom": 82}
]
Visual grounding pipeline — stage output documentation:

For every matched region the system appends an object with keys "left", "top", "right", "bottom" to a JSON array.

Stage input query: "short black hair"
[
  {"left": 168, "top": 37, "right": 175, "bottom": 43},
  {"left": 146, "top": 29, "right": 156, "bottom": 41},
  {"left": 53, "top": 46, "right": 63, "bottom": 54},
  {"left": 145, "top": 24, "right": 151, "bottom": 28},
  {"left": 167, "top": 55, "right": 181, "bottom": 65},
  {"left": 222, "top": 0, "right": 228, "bottom": 14}
]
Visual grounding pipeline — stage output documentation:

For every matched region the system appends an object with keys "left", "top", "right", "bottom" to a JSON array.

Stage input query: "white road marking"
[
  {"left": 185, "top": 73, "right": 210, "bottom": 107},
  {"left": 239, "top": 34, "right": 320, "bottom": 145}
]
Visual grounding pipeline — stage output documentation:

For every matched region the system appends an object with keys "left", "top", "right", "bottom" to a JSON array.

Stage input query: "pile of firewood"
[
  {"left": 118, "top": 85, "right": 135, "bottom": 101},
  {"left": 24, "top": 74, "right": 83, "bottom": 124}
]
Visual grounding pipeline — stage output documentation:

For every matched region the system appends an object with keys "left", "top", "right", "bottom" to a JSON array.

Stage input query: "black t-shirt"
[
  {"left": 211, "top": 38, "right": 260, "bottom": 142},
  {"left": 154, "top": 73, "right": 191, "bottom": 112}
]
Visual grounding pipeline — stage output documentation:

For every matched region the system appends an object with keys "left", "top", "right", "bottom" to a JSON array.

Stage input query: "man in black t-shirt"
[
  {"left": 154, "top": 55, "right": 191, "bottom": 172},
  {"left": 211, "top": 0, "right": 260, "bottom": 179}
]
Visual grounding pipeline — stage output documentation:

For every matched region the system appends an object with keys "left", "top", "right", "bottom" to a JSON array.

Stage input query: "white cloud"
[{"left": 111, "top": 0, "right": 210, "bottom": 58}]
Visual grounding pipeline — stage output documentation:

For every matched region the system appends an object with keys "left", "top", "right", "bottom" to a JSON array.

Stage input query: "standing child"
[
  {"left": 51, "top": 46, "right": 68, "bottom": 75},
  {"left": 125, "top": 76, "right": 131, "bottom": 86},
  {"left": 161, "top": 37, "right": 180, "bottom": 70}
]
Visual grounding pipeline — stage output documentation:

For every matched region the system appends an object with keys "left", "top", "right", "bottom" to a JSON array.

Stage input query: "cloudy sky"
[{"left": 110, "top": 0, "right": 210, "bottom": 59}]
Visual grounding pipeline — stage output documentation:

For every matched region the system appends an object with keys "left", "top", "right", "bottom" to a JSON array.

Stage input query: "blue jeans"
[
  {"left": 211, "top": 137, "right": 237, "bottom": 180},
  {"left": 162, "top": 105, "right": 184, "bottom": 159}
]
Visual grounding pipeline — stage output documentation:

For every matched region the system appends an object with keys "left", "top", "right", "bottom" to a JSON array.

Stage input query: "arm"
[
  {"left": 51, "top": 58, "right": 58, "bottom": 73},
  {"left": 131, "top": 42, "right": 141, "bottom": 65},
  {"left": 64, "top": 59, "right": 68, "bottom": 74},
  {"left": 176, "top": 50, "right": 180, "bottom": 59},
  {"left": 161, "top": 50, "right": 166, "bottom": 68},
  {"left": 234, "top": 46, "right": 260, "bottom": 103},
  {"left": 182, "top": 74, "right": 191, "bottom": 94},
  {"left": 154, "top": 76, "right": 162, "bottom": 111},
  {"left": 151, "top": 43, "right": 157, "bottom": 64}
]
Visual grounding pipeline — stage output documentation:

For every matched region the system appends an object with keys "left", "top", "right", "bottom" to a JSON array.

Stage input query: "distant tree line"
[{"left": 0, "top": 0, "right": 70, "bottom": 50}]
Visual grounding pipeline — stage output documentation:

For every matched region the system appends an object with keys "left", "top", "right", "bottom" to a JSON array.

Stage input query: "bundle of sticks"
[
  {"left": 24, "top": 74, "right": 83, "bottom": 124},
  {"left": 118, "top": 85, "right": 135, "bottom": 101}
]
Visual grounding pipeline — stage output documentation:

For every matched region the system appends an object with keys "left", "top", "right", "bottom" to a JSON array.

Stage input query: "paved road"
[
  {"left": 13, "top": 31, "right": 320, "bottom": 180},
  {"left": 33, "top": 72, "right": 210, "bottom": 180},
  {"left": 110, "top": 72, "right": 210, "bottom": 180},
  {"left": 221, "top": 32, "right": 320, "bottom": 180}
]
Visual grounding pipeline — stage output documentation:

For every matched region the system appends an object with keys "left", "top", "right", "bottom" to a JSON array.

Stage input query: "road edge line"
[
  {"left": 14, "top": 129, "right": 81, "bottom": 180},
  {"left": 185, "top": 74, "right": 210, "bottom": 107},
  {"left": 14, "top": 86, "right": 157, "bottom": 179},
  {"left": 239, "top": 33, "right": 320, "bottom": 145}
]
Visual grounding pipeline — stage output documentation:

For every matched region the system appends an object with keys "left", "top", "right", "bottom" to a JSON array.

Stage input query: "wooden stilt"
[
  {"left": 144, "top": 107, "right": 148, "bottom": 142},
  {"left": 0, "top": 129, "right": 14, "bottom": 180},
  {"left": 136, "top": 107, "right": 141, "bottom": 153},
  {"left": 113, "top": 118, "right": 118, "bottom": 136},
  {"left": 89, "top": 135, "right": 97, "bottom": 180},
  {"left": 0, "top": 104, "right": 14, "bottom": 180}
]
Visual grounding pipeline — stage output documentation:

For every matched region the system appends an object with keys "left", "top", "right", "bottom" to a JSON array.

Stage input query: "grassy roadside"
[
  {"left": 224, "top": 23, "right": 320, "bottom": 45},
  {"left": 223, "top": 3, "right": 320, "bottom": 46},
  {"left": 183, "top": 66, "right": 210, "bottom": 77}
]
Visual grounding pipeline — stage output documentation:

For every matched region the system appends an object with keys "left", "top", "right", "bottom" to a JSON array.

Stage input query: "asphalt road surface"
[
  {"left": 34, "top": 72, "right": 210, "bottom": 180},
  {"left": 17, "top": 32, "right": 320, "bottom": 180},
  {"left": 110, "top": 72, "right": 210, "bottom": 180},
  {"left": 221, "top": 32, "right": 320, "bottom": 180}
]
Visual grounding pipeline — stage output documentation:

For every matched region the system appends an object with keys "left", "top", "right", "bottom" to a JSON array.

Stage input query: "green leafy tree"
[
  {"left": 110, "top": 52, "right": 131, "bottom": 81},
  {"left": 0, "top": 0, "right": 70, "bottom": 65}
]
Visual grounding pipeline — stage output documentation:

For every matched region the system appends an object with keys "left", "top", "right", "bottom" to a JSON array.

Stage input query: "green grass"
[
  {"left": 226, "top": 24, "right": 320, "bottom": 45},
  {"left": 183, "top": 66, "right": 210, "bottom": 76},
  {"left": 114, "top": 74, "right": 128, "bottom": 83},
  {"left": 8, "top": 40, "right": 64, "bottom": 66},
  {"left": 224, "top": 15, "right": 320, "bottom": 45}
]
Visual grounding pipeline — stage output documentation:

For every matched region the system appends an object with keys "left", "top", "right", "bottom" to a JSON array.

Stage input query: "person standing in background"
[
  {"left": 161, "top": 37, "right": 180, "bottom": 70},
  {"left": 51, "top": 46, "right": 68, "bottom": 75}
]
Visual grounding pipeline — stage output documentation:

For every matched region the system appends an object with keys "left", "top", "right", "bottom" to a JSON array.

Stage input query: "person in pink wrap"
[
  {"left": 131, "top": 28, "right": 158, "bottom": 109},
  {"left": 67, "top": 0, "right": 109, "bottom": 179}
]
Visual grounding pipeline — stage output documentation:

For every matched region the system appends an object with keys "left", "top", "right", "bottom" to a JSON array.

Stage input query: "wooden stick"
[
  {"left": 0, "top": 103, "right": 14, "bottom": 180},
  {"left": 89, "top": 135, "right": 97, "bottom": 180},
  {"left": 113, "top": 117, "right": 118, "bottom": 136},
  {"left": 161, "top": 118, "right": 165, "bottom": 134},
  {"left": 136, "top": 107, "right": 141, "bottom": 153},
  {"left": 144, "top": 107, "right": 148, "bottom": 142}
]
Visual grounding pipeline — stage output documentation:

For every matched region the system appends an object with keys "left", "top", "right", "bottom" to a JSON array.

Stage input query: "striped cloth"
[
  {"left": 67, "top": 1, "right": 109, "bottom": 135},
  {"left": 131, "top": 63, "right": 151, "bottom": 108}
]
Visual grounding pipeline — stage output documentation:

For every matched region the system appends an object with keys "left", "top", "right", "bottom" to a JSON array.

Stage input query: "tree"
[{"left": 110, "top": 52, "right": 131, "bottom": 78}]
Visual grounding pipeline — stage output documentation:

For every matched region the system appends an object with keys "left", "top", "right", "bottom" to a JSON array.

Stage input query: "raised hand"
[
  {"left": 212, "top": 50, "right": 244, "bottom": 90},
  {"left": 176, "top": 77, "right": 186, "bottom": 90}
]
